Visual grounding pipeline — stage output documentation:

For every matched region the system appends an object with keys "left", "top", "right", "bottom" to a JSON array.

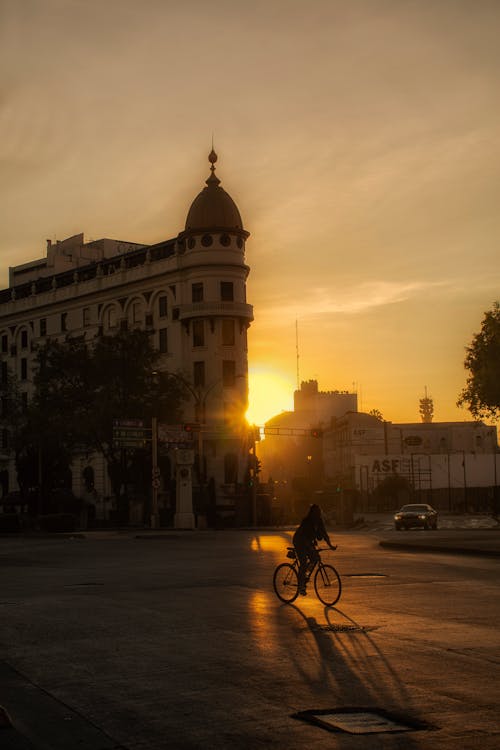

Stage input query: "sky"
[{"left": 1, "top": 0, "right": 499, "bottom": 426}]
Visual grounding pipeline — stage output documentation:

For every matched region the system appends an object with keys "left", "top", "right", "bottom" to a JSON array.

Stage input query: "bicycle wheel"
[
  {"left": 273, "top": 563, "right": 299, "bottom": 603},
  {"left": 314, "top": 563, "right": 342, "bottom": 606}
]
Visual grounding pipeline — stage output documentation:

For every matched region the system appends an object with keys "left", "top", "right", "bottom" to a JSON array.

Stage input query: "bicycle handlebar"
[{"left": 316, "top": 546, "right": 337, "bottom": 552}]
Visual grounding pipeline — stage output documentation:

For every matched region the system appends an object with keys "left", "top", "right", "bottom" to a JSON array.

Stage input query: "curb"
[{"left": 379, "top": 540, "right": 500, "bottom": 557}]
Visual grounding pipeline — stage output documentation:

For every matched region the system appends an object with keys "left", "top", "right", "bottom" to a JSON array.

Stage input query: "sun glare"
[{"left": 246, "top": 367, "right": 294, "bottom": 426}]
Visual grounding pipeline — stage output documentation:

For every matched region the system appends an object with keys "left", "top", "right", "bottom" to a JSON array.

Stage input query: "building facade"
[
  {"left": 259, "top": 380, "right": 358, "bottom": 481},
  {"left": 323, "top": 412, "right": 499, "bottom": 512},
  {"left": 0, "top": 150, "right": 253, "bottom": 523}
]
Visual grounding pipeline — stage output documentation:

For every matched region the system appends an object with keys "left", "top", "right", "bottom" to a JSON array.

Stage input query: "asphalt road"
[{"left": 0, "top": 529, "right": 499, "bottom": 749}]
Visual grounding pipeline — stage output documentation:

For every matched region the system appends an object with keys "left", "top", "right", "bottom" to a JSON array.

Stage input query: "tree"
[
  {"left": 457, "top": 302, "right": 500, "bottom": 420},
  {"left": 369, "top": 409, "right": 384, "bottom": 421},
  {"left": 28, "top": 330, "right": 188, "bottom": 512}
]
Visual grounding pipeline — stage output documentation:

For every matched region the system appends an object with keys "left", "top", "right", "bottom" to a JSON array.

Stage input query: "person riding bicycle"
[{"left": 293, "top": 503, "right": 336, "bottom": 595}]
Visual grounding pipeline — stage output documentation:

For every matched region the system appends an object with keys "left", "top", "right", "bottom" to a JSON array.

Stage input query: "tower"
[{"left": 174, "top": 149, "right": 253, "bottom": 507}]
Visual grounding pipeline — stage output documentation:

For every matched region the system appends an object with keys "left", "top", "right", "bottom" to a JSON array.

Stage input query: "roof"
[{"left": 185, "top": 150, "right": 244, "bottom": 233}]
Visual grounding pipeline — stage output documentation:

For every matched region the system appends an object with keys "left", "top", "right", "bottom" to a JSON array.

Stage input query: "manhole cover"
[
  {"left": 293, "top": 708, "right": 433, "bottom": 735},
  {"left": 65, "top": 582, "right": 104, "bottom": 587},
  {"left": 309, "top": 623, "right": 378, "bottom": 633}
]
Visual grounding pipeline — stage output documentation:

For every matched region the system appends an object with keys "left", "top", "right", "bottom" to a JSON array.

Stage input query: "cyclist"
[{"left": 293, "top": 503, "right": 336, "bottom": 595}]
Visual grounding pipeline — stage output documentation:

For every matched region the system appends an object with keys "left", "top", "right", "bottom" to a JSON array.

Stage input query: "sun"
[{"left": 246, "top": 366, "right": 295, "bottom": 426}]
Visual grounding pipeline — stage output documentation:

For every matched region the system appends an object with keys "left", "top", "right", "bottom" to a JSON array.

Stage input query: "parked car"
[{"left": 394, "top": 503, "right": 438, "bottom": 530}]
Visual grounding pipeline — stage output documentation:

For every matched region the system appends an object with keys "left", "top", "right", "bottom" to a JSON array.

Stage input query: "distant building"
[
  {"left": 259, "top": 380, "right": 358, "bottom": 484},
  {"left": 0, "top": 150, "right": 253, "bottom": 523},
  {"left": 293, "top": 379, "right": 357, "bottom": 425},
  {"left": 323, "top": 412, "right": 499, "bottom": 512}
]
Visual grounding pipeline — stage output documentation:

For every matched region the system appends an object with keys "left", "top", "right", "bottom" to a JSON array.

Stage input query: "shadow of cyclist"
[{"left": 273, "top": 602, "right": 422, "bottom": 746}]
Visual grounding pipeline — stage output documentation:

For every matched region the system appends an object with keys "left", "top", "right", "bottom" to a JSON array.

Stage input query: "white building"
[
  {"left": 0, "top": 150, "right": 253, "bottom": 523},
  {"left": 323, "top": 412, "right": 499, "bottom": 512}
]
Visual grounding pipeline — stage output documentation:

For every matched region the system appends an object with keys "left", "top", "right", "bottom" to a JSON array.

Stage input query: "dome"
[{"left": 185, "top": 151, "right": 244, "bottom": 233}]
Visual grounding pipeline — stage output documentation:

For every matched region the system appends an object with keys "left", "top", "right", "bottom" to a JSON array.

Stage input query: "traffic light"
[{"left": 310, "top": 428, "right": 323, "bottom": 438}]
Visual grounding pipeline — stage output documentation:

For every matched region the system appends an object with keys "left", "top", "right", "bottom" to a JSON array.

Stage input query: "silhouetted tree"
[
  {"left": 457, "top": 301, "right": 500, "bottom": 420},
  {"left": 29, "top": 330, "right": 187, "bottom": 510},
  {"left": 369, "top": 409, "right": 384, "bottom": 421}
]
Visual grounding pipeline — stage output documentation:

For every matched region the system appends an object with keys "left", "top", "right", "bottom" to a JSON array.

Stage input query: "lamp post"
[{"left": 150, "top": 416, "right": 159, "bottom": 528}]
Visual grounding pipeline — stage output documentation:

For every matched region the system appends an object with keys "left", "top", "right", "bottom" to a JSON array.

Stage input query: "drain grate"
[
  {"left": 65, "top": 582, "right": 104, "bottom": 588},
  {"left": 309, "top": 623, "right": 378, "bottom": 633},
  {"left": 293, "top": 708, "right": 434, "bottom": 735}
]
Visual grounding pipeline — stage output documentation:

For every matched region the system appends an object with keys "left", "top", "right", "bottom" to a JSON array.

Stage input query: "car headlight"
[
  {"left": 395, "top": 514, "right": 402, "bottom": 520},
  {"left": 418, "top": 515, "right": 426, "bottom": 520}
]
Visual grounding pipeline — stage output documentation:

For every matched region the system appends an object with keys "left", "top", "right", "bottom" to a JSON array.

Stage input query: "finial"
[
  {"left": 206, "top": 142, "right": 220, "bottom": 186},
  {"left": 208, "top": 148, "right": 218, "bottom": 169}
]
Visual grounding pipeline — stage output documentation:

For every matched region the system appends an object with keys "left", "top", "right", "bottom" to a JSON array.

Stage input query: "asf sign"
[{"left": 371, "top": 458, "right": 409, "bottom": 474}]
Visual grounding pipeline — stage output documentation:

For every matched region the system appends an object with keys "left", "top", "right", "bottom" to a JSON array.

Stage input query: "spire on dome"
[{"left": 207, "top": 146, "right": 220, "bottom": 186}]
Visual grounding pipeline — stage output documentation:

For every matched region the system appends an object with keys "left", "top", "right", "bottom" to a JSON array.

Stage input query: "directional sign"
[
  {"left": 113, "top": 419, "right": 145, "bottom": 428},
  {"left": 157, "top": 424, "right": 193, "bottom": 444}
]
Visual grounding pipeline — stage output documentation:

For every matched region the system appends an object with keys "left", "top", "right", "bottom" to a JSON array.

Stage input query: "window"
[
  {"left": 83, "top": 307, "right": 91, "bottom": 327},
  {"left": 131, "top": 301, "right": 141, "bottom": 324},
  {"left": 222, "top": 319, "right": 235, "bottom": 347},
  {"left": 21, "top": 392, "right": 28, "bottom": 412},
  {"left": 21, "top": 330, "right": 28, "bottom": 349},
  {"left": 1, "top": 361, "right": 7, "bottom": 384},
  {"left": 193, "top": 320, "right": 205, "bottom": 347},
  {"left": 20, "top": 358, "right": 27, "bottom": 381},
  {"left": 159, "top": 296, "right": 168, "bottom": 318},
  {"left": 1, "top": 335, "right": 7, "bottom": 353},
  {"left": 106, "top": 307, "right": 116, "bottom": 329},
  {"left": 193, "top": 361, "right": 205, "bottom": 388},
  {"left": 220, "top": 281, "right": 234, "bottom": 301},
  {"left": 224, "top": 453, "right": 238, "bottom": 484},
  {"left": 222, "top": 360, "right": 236, "bottom": 387},
  {"left": 40, "top": 319, "right": 46, "bottom": 337},
  {"left": 61, "top": 312, "right": 67, "bottom": 332},
  {"left": 159, "top": 328, "right": 168, "bottom": 353},
  {"left": 192, "top": 283, "right": 204, "bottom": 303}
]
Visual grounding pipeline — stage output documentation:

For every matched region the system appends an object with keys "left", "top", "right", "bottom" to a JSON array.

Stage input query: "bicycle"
[{"left": 273, "top": 546, "right": 342, "bottom": 606}]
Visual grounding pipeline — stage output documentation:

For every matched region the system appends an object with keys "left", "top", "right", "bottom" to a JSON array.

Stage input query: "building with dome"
[{"left": 0, "top": 151, "right": 253, "bottom": 526}]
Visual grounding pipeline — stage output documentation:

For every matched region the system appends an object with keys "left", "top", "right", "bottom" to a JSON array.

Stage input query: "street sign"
[
  {"left": 157, "top": 424, "right": 193, "bottom": 444},
  {"left": 113, "top": 419, "right": 145, "bottom": 428},
  {"left": 113, "top": 420, "right": 152, "bottom": 447}
]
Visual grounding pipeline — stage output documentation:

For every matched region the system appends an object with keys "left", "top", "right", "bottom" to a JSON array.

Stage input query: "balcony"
[{"left": 178, "top": 301, "right": 254, "bottom": 322}]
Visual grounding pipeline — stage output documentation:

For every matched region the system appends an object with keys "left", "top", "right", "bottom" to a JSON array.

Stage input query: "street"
[{"left": 0, "top": 529, "right": 499, "bottom": 749}]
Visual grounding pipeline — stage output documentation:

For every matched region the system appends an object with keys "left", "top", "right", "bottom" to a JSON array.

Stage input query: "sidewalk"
[{"left": 377, "top": 528, "right": 500, "bottom": 557}]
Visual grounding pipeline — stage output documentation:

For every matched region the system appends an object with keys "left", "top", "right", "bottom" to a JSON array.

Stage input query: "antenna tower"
[{"left": 295, "top": 319, "right": 300, "bottom": 390}]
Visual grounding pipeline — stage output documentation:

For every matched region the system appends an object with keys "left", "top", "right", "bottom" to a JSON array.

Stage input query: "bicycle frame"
[{"left": 288, "top": 546, "right": 329, "bottom": 580}]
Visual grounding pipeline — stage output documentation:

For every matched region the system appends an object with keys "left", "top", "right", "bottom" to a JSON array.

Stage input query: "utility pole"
[{"left": 151, "top": 416, "right": 159, "bottom": 528}]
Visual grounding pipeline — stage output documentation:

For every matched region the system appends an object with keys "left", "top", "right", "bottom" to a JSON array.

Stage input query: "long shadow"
[{"left": 272, "top": 597, "right": 425, "bottom": 746}]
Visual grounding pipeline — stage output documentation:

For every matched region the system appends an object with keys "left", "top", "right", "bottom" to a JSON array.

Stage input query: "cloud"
[{"left": 260, "top": 279, "right": 449, "bottom": 321}]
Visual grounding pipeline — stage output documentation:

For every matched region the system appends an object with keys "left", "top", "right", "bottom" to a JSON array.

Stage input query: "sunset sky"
[{"left": 1, "top": 0, "right": 499, "bottom": 426}]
